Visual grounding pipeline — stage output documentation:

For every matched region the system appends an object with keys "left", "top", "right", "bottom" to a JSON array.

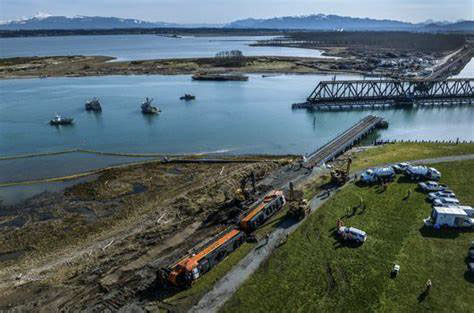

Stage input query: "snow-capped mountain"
[
  {"left": 0, "top": 13, "right": 471, "bottom": 32},
  {"left": 226, "top": 14, "right": 472, "bottom": 31},
  {"left": 0, "top": 15, "right": 180, "bottom": 30}
]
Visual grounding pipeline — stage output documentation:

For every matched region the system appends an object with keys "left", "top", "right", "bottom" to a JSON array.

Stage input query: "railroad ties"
[
  {"left": 304, "top": 115, "right": 384, "bottom": 168},
  {"left": 293, "top": 78, "right": 474, "bottom": 111}
]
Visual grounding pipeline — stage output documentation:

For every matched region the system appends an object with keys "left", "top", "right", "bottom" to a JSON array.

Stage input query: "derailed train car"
[
  {"left": 159, "top": 190, "right": 286, "bottom": 288},
  {"left": 240, "top": 190, "right": 286, "bottom": 232},
  {"left": 159, "top": 227, "right": 246, "bottom": 287}
]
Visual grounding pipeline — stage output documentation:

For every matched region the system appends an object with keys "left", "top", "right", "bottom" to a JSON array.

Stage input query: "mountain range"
[{"left": 0, "top": 14, "right": 472, "bottom": 32}]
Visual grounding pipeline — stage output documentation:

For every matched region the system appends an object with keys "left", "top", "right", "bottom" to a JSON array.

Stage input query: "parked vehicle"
[
  {"left": 424, "top": 207, "right": 474, "bottom": 228},
  {"left": 391, "top": 162, "right": 411, "bottom": 174},
  {"left": 432, "top": 197, "right": 460, "bottom": 207},
  {"left": 360, "top": 167, "right": 395, "bottom": 184},
  {"left": 418, "top": 181, "right": 449, "bottom": 192},
  {"left": 405, "top": 165, "right": 441, "bottom": 181},
  {"left": 468, "top": 262, "right": 474, "bottom": 274},
  {"left": 468, "top": 242, "right": 474, "bottom": 261},
  {"left": 337, "top": 226, "right": 367, "bottom": 243},
  {"left": 459, "top": 206, "right": 474, "bottom": 217},
  {"left": 428, "top": 191, "right": 456, "bottom": 201}
]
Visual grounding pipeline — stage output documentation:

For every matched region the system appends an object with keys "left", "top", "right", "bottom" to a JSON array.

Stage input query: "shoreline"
[
  {"left": 0, "top": 49, "right": 470, "bottom": 80},
  {"left": 0, "top": 55, "right": 375, "bottom": 80}
]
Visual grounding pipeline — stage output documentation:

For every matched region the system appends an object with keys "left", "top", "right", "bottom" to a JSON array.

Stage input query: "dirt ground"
[
  {"left": 0, "top": 156, "right": 297, "bottom": 311},
  {"left": 0, "top": 54, "right": 370, "bottom": 79}
]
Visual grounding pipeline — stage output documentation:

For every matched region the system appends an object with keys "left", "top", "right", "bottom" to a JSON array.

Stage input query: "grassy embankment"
[
  {"left": 301, "top": 142, "right": 474, "bottom": 200},
  {"left": 221, "top": 158, "right": 474, "bottom": 312},
  {"left": 161, "top": 142, "right": 474, "bottom": 311},
  {"left": 350, "top": 142, "right": 474, "bottom": 172}
]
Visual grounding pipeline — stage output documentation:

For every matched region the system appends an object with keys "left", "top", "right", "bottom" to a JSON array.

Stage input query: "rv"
[
  {"left": 360, "top": 167, "right": 395, "bottom": 184},
  {"left": 424, "top": 207, "right": 474, "bottom": 228}
]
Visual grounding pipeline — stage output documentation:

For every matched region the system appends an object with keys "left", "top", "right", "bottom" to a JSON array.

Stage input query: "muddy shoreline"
[
  {"left": 1, "top": 47, "right": 470, "bottom": 80},
  {"left": 0, "top": 54, "right": 372, "bottom": 79}
]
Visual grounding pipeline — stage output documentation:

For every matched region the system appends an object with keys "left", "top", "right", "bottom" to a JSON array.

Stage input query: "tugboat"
[
  {"left": 85, "top": 97, "right": 102, "bottom": 112},
  {"left": 180, "top": 94, "right": 195, "bottom": 101},
  {"left": 141, "top": 97, "right": 160, "bottom": 114},
  {"left": 49, "top": 114, "right": 73, "bottom": 126}
]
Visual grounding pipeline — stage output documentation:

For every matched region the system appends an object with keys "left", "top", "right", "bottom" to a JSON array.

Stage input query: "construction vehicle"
[
  {"left": 330, "top": 157, "right": 352, "bottom": 186},
  {"left": 240, "top": 190, "right": 286, "bottom": 232},
  {"left": 235, "top": 171, "right": 257, "bottom": 203},
  {"left": 159, "top": 227, "right": 245, "bottom": 287},
  {"left": 286, "top": 182, "right": 310, "bottom": 220}
]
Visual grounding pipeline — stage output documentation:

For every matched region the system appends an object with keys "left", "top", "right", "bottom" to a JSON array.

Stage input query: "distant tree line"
[
  {"left": 288, "top": 31, "right": 466, "bottom": 53},
  {"left": 214, "top": 50, "right": 246, "bottom": 67}
]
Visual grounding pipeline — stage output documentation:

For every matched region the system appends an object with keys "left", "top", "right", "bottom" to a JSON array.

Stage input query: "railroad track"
[{"left": 305, "top": 115, "right": 382, "bottom": 168}]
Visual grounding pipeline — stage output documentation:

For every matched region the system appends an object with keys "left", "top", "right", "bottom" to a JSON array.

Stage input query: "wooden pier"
[{"left": 304, "top": 115, "right": 385, "bottom": 168}]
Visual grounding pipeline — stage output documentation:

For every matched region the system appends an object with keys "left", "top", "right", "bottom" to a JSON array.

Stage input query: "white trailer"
[{"left": 424, "top": 207, "right": 474, "bottom": 228}]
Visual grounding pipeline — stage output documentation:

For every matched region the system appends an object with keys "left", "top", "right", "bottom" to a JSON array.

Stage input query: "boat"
[
  {"left": 85, "top": 97, "right": 102, "bottom": 112},
  {"left": 50, "top": 114, "right": 73, "bottom": 126},
  {"left": 180, "top": 94, "right": 196, "bottom": 101},
  {"left": 141, "top": 97, "right": 160, "bottom": 114},
  {"left": 191, "top": 73, "right": 248, "bottom": 81}
]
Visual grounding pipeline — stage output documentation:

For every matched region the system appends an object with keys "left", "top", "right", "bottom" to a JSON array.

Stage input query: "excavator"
[
  {"left": 286, "top": 182, "right": 310, "bottom": 220},
  {"left": 330, "top": 157, "right": 352, "bottom": 187},
  {"left": 235, "top": 171, "right": 257, "bottom": 203}
]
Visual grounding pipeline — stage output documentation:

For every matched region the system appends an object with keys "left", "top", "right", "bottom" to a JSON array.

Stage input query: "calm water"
[
  {"left": 1, "top": 73, "right": 473, "bottom": 181},
  {"left": 0, "top": 35, "right": 325, "bottom": 61}
]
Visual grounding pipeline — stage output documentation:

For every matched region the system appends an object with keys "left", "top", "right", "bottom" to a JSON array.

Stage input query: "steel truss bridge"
[{"left": 305, "top": 78, "right": 473, "bottom": 107}]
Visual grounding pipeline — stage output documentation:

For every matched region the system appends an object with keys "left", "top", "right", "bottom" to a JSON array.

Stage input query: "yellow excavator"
[
  {"left": 286, "top": 182, "right": 310, "bottom": 220},
  {"left": 330, "top": 157, "right": 352, "bottom": 186}
]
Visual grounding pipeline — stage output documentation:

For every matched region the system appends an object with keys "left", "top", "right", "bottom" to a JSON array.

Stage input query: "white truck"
[
  {"left": 338, "top": 226, "right": 367, "bottom": 243},
  {"left": 360, "top": 167, "right": 395, "bottom": 184},
  {"left": 405, "top": 165, "right": 441, "bottom": 181},
  {"left": 424, "top": 207, "right": 474, "bottom": 228}
]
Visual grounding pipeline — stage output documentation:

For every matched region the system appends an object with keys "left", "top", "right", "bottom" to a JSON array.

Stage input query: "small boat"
[
  {"left": 180, "top": 94, "right": 196, "bottom": 101},
  {"left": 141, "top": 97, "right": 161, "bottom": 114},
  {"left": 50, "top": 114, "right": 73, "bottom": 126},
  {"left": 85, "top": 97, "right": 102, "bottom": 112}
]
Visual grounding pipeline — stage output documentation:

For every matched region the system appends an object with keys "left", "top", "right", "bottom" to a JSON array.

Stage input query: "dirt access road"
[{"left": 190, "top": 154, "right": 474, "bottom": 313}]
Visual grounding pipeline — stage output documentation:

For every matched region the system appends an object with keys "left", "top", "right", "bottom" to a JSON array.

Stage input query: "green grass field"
[
  {"left": 221, "top": 159, "right": 474, "bottom": 313},
  {"left": 350, "top": 142, "right": 474, "bottom": 172}
]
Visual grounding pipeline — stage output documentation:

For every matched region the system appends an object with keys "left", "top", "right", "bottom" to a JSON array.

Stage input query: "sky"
[{"left": 0, "top": 0, "right": 472, "bottom": 24}]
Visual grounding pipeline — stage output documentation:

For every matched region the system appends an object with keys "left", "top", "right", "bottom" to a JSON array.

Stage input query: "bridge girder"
[{"left": 307, "top": 78, "right": 474, "bottom": 104}]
